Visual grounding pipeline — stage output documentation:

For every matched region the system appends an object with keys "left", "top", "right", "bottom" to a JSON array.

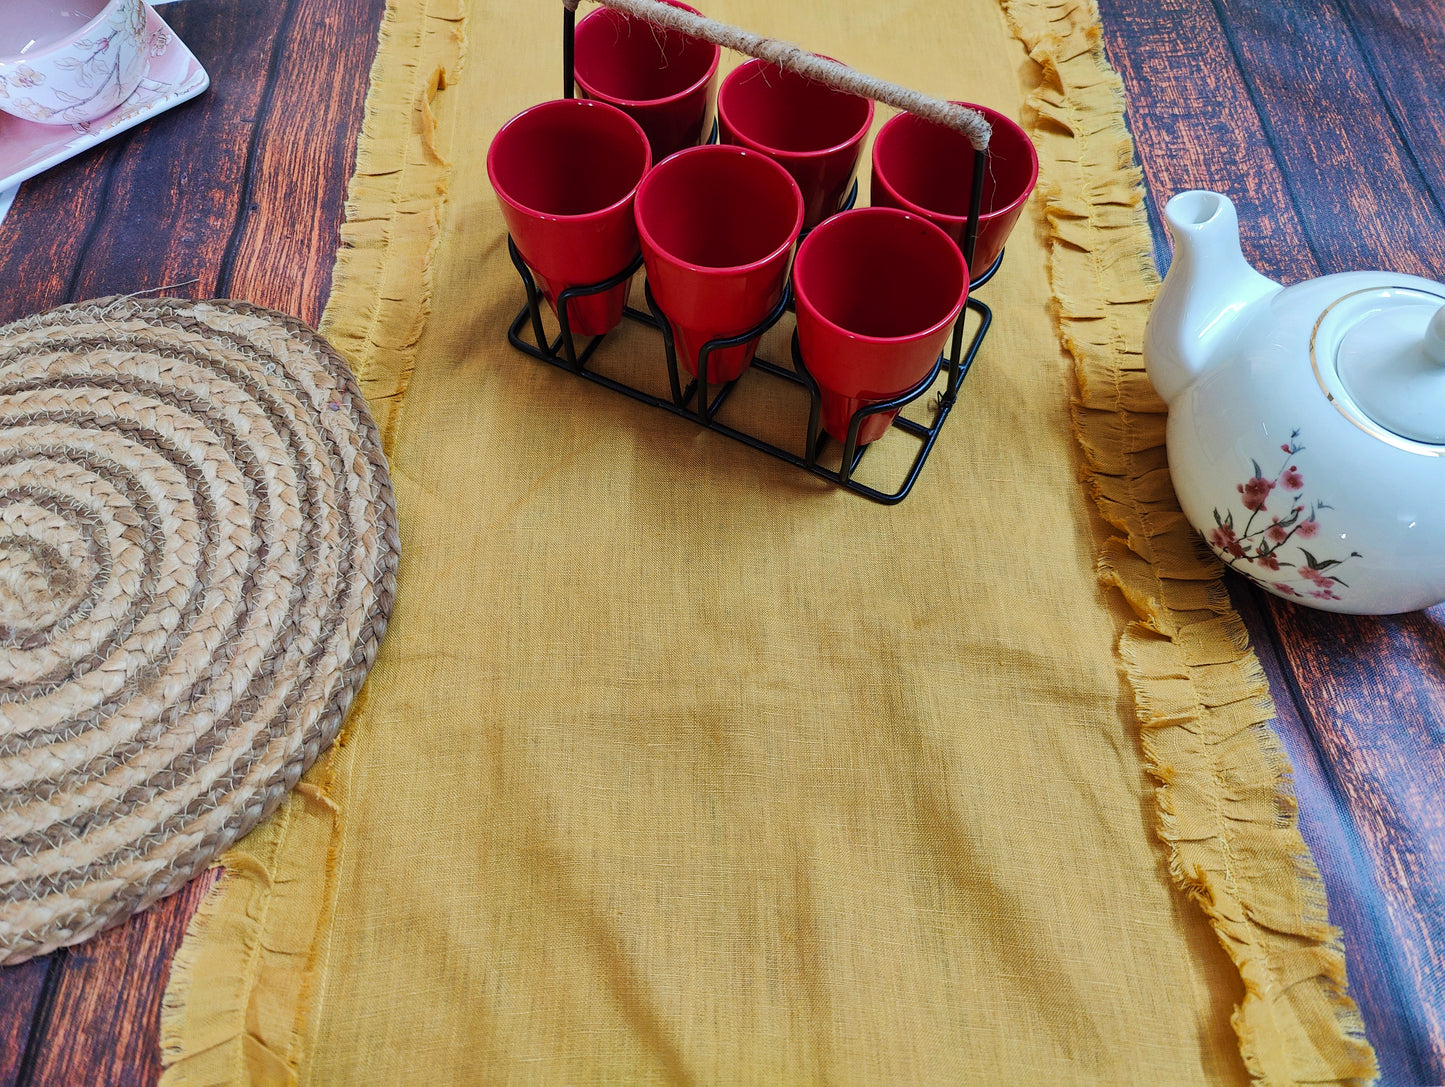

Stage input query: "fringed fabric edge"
[
  {"left": 1000, "top": 0, "right": 1377, "bottom": 1083},
  {"left": 157, "top": 0, "right": 466, "bottom": 1079},
  {"left": 317, "top": 0, "right": 467, "bottom": 452},
  {"left": 157, "top": 773, "right": 345, "bottom": 1086}
]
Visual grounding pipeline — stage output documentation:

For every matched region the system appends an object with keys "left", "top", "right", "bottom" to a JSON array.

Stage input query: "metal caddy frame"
[{"left": 503, "top": 3, "right": 999, "bottom": 505}]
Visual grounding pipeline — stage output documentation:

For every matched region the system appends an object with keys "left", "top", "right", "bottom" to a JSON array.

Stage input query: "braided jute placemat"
[{"left": 0, "top": 297, "right": 399, "bottom": 965}]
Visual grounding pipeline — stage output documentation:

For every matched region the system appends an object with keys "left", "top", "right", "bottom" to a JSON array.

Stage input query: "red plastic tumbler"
[
  {"left": 573, "top": 0, "right": 720, "bottom": 162},
  {"left": 717, "top": 58, "right": 873, "bottom": 231},
  {"left": 487, "top": 98, "right": 652, "bottom": 338},
  {"left": 793, "top": 207, "right": 967, "bottom": 447},
  {"left": 634, "top": 145, "right": 804, "bottom": 384},
  {"left": 871, "top": 102, "right": 1038, "bottom": 281}
]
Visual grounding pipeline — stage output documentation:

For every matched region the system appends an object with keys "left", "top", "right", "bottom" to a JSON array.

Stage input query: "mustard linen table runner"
[{"left": 160, "top": 0, "right": 1376, "bottom": 1082}]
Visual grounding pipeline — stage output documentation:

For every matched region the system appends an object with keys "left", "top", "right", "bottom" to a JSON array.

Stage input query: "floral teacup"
[{"left": 0, "top": 0, "right": 149, "bottom": 125}]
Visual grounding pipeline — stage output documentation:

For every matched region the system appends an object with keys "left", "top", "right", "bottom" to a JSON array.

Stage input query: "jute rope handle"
[{"left": 561, "top": 0, "right": 992, "bottom": 151}]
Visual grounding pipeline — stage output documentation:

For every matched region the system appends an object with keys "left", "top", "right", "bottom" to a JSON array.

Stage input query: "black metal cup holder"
[
  {"left": 499, "top": 2, "right": 1003, "bottom": 504},
  {"left": 505, "top": 234, "right": 997, "bottom": 504}
]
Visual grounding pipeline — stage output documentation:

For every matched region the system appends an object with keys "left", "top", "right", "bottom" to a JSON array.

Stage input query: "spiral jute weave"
[{"left": 0, "top": 297, "right": 398, "bottom": 965}]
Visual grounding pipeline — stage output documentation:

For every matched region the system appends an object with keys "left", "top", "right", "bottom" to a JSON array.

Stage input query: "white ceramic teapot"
[{"left": 1143, "top": 190, "right": 1445, "bottom": 614}]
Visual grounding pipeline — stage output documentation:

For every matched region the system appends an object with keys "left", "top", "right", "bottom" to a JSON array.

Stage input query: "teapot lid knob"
[{"left": 1425, "top": 304, "right": 1445, "bottom": 367}]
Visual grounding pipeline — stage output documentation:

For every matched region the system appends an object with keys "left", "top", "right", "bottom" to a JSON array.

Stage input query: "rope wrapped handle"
[{"left": 560, "top": 0, "right": 992, "bottom": 151}]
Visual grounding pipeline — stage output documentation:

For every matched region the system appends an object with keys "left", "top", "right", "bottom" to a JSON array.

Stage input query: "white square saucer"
[{"left": 0, "top": 3, "right": 210, "bottom": 193}]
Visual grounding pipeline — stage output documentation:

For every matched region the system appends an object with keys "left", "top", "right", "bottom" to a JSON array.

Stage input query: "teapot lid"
[{"left": 1313, "top": 286, "right": 1445, "bottom": 446}]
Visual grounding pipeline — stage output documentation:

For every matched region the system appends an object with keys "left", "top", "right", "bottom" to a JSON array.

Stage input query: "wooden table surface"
[{"left": 1, "top": 0, "right": 1441, "bottom": 1083}]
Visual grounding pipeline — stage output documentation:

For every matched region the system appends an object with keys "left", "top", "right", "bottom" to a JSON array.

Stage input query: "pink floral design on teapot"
[{"left": 1205, "top": 430, "right": 1362, "bottom": 601}]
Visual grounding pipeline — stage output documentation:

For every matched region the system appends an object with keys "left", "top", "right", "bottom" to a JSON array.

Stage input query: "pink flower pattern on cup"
[
  {"left": 1205, "top": 429, "right": 1362, "bottom": 601},
  {"left": 0, "top": 0, "right": 148, "bottom": 125}
]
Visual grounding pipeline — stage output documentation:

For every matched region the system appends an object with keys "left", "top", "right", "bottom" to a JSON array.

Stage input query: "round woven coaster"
[{"left": 0, "top": 297, "right": 398, "bottom": 965}]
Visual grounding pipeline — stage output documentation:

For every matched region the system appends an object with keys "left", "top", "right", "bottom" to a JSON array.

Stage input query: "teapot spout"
[{"left": 1144, "top": 191, "right": 1281, "bottom": 403}]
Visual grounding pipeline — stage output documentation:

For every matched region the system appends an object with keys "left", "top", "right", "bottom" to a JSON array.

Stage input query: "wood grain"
[
  {"left": 0, "top": 0, "right": 288, "bottom": 324},
  {"left": 1091, "top": 0, "right": 1310, "bottom": 273},
  {"left": 0, "top": 959, "right": 47, "bottom": 1087},
  {"left": 1097, "top": 0, "right": 1445, "bottom": 1081},
  {"left": 1209, "top": 0, "right": 1445, "bottom": 275},
  {"left": 218, "top": 0, "right": 391, "bottom": 323},
  {"left": 0, "top": 0, "right": 383, "bottom": 1082},
  {"left": 56, "top": 0, "right": 285, "bottom": 305},
  {"left": 1329, "top": 0, "right": 1445, "bottom": 219},
  {"left": 0, "top": 141, "right": 126, "bottom": 328},
  {"left": 15, "top": 874, "right": 220, "bottom": 1087}
]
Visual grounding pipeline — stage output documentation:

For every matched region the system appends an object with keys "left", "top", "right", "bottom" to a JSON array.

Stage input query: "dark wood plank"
[
  {"left": 1208, "top": 0, "right": 1445, "bottom": 276},
  {"left": 0, "top": 0, "right": 381, "bottom": 320},
  {"left": 1094, "top": 0, "right": 1313, "bottom": 277},
  {"left": 0, "top": 0, "right": 288, "bottom": 324},
  {"left": 0, "top": 143, "right": 126, "bottom": 326},
  {"left": 0, "top": 0, "right": 383, "bottom": 1082},
  {"left": 1098, "top": 0, "right": 1445, "bottom": 1081},
  {"left": 17, "top": 873, "right": 219, "bottom": 1087},
  {"left": 0, "top": 959, "right": 48, "bottom": 1087},
  {"left": 1334, "top": 0, "right": 1445, "bottom": 219},
  {"left": 54, "top": 0, "right": 295, "bottom": 307},
  {"left": 219, "top": 0, "right": 389, "bottom": 324}
]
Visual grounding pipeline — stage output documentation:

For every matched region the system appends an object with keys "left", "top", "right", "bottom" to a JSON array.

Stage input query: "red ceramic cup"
[
  {"left": 487, "top": 98, "right": 652, "bottom": 338},
  {"left": 870, "top": 103, "right": 1038, "bottom": 281},
  {"left": 793, "top": 207, "right": 967, "bottom": 446},
  {"left": 573, "top": 0, "right": 720, "bottom": 162},
  {"left": 635, "top": 145, "right": 804, "bottom": 383},
  {"left": 717, "top": 58, "right": 873, "bottom": 231}
]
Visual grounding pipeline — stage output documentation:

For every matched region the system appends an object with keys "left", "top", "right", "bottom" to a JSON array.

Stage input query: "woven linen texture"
[{"left": 160, "top": 0, "right": 1373, "bottom": 1082}]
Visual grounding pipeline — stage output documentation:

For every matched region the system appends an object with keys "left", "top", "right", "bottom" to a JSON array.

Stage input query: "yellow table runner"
[{"left": 160, "top": 0, "right": 1376, "bottom": 1082}]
